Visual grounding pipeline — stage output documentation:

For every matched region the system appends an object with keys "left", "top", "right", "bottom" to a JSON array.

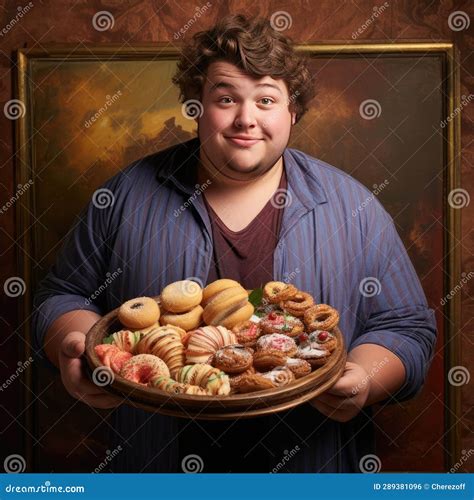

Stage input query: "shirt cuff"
[{"left": 31, "top": 294, "right": 103, "bottom": 373}]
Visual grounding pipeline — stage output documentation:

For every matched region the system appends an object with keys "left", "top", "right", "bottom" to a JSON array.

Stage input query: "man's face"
[{"left": 197, "top": 60, "right": 296, "bottom": 183}]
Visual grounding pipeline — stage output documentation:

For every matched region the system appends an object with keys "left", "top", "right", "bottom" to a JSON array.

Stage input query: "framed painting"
[{"left": 14, "top": 42, "right": 460, "bottom": 472}]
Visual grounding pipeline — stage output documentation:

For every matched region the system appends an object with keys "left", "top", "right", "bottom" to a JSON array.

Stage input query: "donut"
[
  {"left": 232, "top": 320, "right": 262, "bottom": 348},
  {"left": 253, "top": 349, "right": 287, "bottom": 371},
  {"left": 160, "top": 280, "right": 203, "bottom": 313},
  {"left": 285, "top": 358, "right": 312, "bottom": 378},
  {"left": 263, "top": 281, "right": 297, "bottom": 304},
  {"left": 303, "top": 304, "right": 339, "bottom": 332},
  {"left": 160, "top": 305, "right": 203, "bottom": 331},
  {"left": 260, "top": 311, "right": 304, "bottom": 337},
  {"left": 202, "top": 280, "right": 254, "bottom": 329},
  {"left": 175, "top": 363, "right": 230, "bottom": 395},
  {"left": 211, "top": 344, "right": 253, "bottom": 374},
  {"left": 110, "top": 330, "right": 142, "bottom": 353},
  {"left": 118, "top": 297, "right": 160, "bottom": 330},
  {"left": 261, "top": 366, "right": 295, "bottom": 387},
  {"left": 94, "top": 344, "right": 133, "bottom": 374},
  {"left": 136, "top": 326, "right": 185, "bottom": 377},
  {"left": 256, "top": 334, "right": 298, "bottom": 357},
  {"left": 120, "top": 354, "right": 170, "bottom": 385},
  {"left": 296, "top": 344, "right": 331, "bottom": 368},
  {"left": 308, "top": 330, "right": 337, "bottom": 352},
  {"left": 279, "top": 291, "right": 314, "bottom": 317},
  {"left": 185, "top": 326, "right": 237, "bottom": 364}
]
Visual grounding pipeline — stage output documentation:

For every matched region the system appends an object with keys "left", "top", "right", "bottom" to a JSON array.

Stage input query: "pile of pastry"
[{"left": 94, "top": 279, "right": 340, "bottom": 396}]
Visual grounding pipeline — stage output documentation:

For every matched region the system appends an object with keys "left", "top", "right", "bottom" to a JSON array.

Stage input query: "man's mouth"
[{"left": 225, "top": 136, "right": 263, "bottom": 148}]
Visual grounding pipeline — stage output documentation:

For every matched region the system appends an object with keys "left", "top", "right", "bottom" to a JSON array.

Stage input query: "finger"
[
  {"left": 59, "top": 356, "right": 109, "bottom": 397},
  {"left": 61, "top": 332, "right": 86, "bottom": 358},
  {"left": 315, "top": 392, "right": 358, "bottom": 410}
]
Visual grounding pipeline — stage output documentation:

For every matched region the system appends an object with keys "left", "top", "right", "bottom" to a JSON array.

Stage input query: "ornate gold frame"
[{"left": 15, "top": 42, "right": 460, "bottom": 471}]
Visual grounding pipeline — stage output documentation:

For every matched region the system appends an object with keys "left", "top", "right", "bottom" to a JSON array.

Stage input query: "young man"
[{"left": 33, "top": 14, "right": 437, "bottom": 472}]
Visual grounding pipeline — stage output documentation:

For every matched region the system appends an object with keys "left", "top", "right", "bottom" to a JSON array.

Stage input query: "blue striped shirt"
[{"left": 32, "top": 138, "right": 437, "bottom": 472}]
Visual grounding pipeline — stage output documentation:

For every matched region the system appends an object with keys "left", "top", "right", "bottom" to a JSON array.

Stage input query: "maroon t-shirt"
[{"left": 204, "top": 166, "right": 287, "bottom": 290}]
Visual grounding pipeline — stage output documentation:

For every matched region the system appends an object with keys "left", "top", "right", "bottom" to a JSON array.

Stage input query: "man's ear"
[{"left": 291, "top": 112, "right": 296, "bottom": 126}]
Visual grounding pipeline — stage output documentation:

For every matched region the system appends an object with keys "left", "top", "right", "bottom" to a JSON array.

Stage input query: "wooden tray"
[{"left": 84, "top": 299, "right": 347, "bottom": 420}]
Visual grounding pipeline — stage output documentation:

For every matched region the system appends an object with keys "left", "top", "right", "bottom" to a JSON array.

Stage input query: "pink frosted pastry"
[
  {"left": 120, "top": 354, "right": 170, "bottom": 385},
  {"left": 256, "top": 333, "right": 298, "bottom": 357}
]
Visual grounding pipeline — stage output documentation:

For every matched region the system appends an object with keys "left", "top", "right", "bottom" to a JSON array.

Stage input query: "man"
[{"left": 33, "top": 14, "right": 437, "bottom": 472}]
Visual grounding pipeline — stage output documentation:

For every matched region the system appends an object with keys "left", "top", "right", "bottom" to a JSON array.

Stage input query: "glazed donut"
[
  {"left": 256, "top": 334, "right": 298, "bottom": 357},
  {"left": 279, "top": 291, "right": 314, "bottom": 317},
  {"left": 202, "top": 283, "right": 254, "bottom": 329},
  {"left": 263, "top": 281, "right": 297, "bottom": 304},
  {"left": 231, "top": 320, "right": 262, "bottom": 347},
  {"left": 285, "top": 358, "right": 312, "bottom": 378},
  {"left": 160, "top": 280, "right": 203, "bottom": 313},
  {"left": 94, "top": 344, "right": 133, "bottom": 374},
  {"left": 211, "top": 344, "right": 253, "bottom": 374},
  {"left": 261, "top": 366, "right": 295, "bottom": 387},
  {"left": 253, "top": 349, "right": 287, "bottom": 372},
  {"left": 110, "top": 330, "right": 141, "bottom": 353},
  {"left": 136, "top": 326, "right": 185, "bottom": 377},
  {"left": 160, "top": 305, "right": 203, "bottom": 331},
  {"left": 260, "top": 311, "right": 304, "bottom": 337},
  {"left": 303, "top": 304, "right": 339, "bottom": 332},
  {"left": 118, "top": 297, "right": 160, "bottom": 330},
  {"left": 120, "top": 354, "right": 170, "bottom": 385}
]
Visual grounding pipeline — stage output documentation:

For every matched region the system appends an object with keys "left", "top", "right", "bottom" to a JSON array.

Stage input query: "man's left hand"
[{"left": 309, "top": 361, "right": 371, "bottom": 422}]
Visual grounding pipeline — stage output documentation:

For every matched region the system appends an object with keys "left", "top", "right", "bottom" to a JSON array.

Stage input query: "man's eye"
[
  {"left": 218, "top": 97, "right": 233, "bottom": 104},
  {"left": 260, "top": 98, "right": 274, "bottom": 105}
]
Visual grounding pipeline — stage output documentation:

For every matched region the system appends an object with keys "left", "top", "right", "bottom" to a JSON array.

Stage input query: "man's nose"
[{"left": 234, "top": 103, "right": 257, "bottom": 128}]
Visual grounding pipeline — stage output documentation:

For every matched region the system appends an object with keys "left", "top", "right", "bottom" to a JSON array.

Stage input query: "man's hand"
[
  {"left": 309, "top": 361, "right": 370, "bottom": 422},
  {"left": 59, "top": 331, "right": 123, "bottom": 409}
]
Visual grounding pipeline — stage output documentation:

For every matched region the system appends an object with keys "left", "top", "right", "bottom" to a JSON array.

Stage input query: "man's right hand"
[{"left": 59, "top": 331, "right": 123, "bottom": 409}]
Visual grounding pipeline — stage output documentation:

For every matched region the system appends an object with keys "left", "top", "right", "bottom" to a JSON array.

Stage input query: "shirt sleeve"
[
  {"left": 349, "top": 198, "right": 438, "bottom": 402},
  {"left": 31, "top": 174, "right": 125, "bottom": 372}
]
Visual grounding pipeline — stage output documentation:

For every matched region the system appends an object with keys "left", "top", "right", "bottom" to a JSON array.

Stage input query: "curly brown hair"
[{"left": 172, "top": 14, "right": 315, "bottom": 123}]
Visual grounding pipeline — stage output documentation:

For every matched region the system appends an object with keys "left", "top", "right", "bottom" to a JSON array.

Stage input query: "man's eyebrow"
[{"left": 208, "top": 81, "right": 283, "bottom": 94}]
